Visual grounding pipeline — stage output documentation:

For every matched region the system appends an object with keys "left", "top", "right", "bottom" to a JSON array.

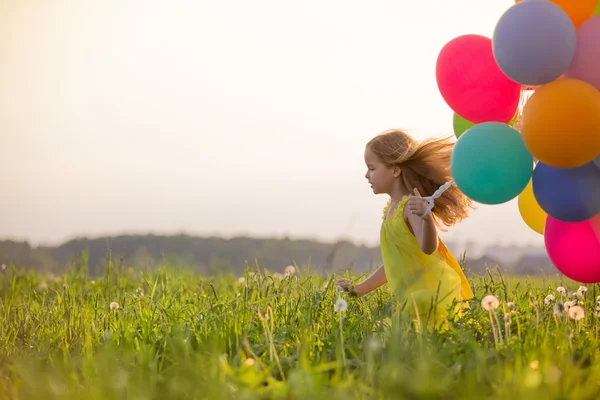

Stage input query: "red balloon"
[
  {"left": 436, "top": 34, "right": 522, "bottom": 124},
  {"left": 545, "top": 213, "right": 600, "bottom": 283}
]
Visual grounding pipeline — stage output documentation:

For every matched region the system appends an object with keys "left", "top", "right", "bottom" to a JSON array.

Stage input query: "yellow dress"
[{"left": 381, "top": 195, "right": 474, "bottom": 331}]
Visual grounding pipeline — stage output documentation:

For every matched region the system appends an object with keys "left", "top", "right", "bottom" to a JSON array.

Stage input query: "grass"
[{"left": 0, "top": 256, "right": 599, "bottom": 400}]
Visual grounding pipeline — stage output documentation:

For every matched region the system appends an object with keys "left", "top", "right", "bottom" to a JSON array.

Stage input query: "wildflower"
[
  {"left": 568, "top": 305, "right": 585, "bottom": 321},
  {"left": 530, "top": 360, "right": 539, "bottom": 370},
  {"left": 596, "top": 306, "right": 600, "bottom": 318},
  {"left": 556, "top": 287, "right": 566, "bottom": 295},
  {"left": 572, "top": 291, "right": 581, "bottom": 300},
  {"left": 506, "top": 302, "right": 516, "bottom": 311},
  {"left": 578, "top": 286, "right": 588, "bottom": 294},
  {"left": 1, "top": 264, "right": 5, "bottom": 271},
  {"left": 37, "top": 282, "right": 48, "bottom": 291},
  {"left": 135, "top": 288, "right": 144, "bottom": 297},
  {"left": 284, "top": 265, "right": 296, "bottom": 276},
  {"left": 90, "top": 280, "right": 95, "bottom": 285},
  {"left": 544, "top": 295, "right": 555, "bottom": 306},
  {"left": 596, "top": 295, "right": 600, "bottom": 304},
  {"left": 244, "top": 358, "right": 255, "bottom": 367},
  {"left": 238, "top": 277, "right": 246, "bottom": 284},
  {"left": 109, "top": 302, "right": 119, "bottom": 311},
  {"left": 335, "top": 298, "right": 348, "bottom": 313},
  {"left": 553, "top": 301, "right": 565, "bottom": 316},
  {"left": 62, "top": 283, "right": 69, "bottom": 290},
  {"left": 481, "top": 295, "right": 499, "bottom": 311},
  {"left": 273, "top": 273, "right": 283, "bottom": 279}
]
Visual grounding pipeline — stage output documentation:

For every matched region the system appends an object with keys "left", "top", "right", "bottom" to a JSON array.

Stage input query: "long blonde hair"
[{"left": 366, "top": 129, "right": 474, "bottom": 229}]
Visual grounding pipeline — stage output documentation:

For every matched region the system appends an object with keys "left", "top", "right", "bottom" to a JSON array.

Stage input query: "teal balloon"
[{"left": 451, "top": 122, "right": 533, "bottom": 204}]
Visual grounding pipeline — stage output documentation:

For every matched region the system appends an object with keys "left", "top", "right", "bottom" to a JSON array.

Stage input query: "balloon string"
[{"left": 420, "top": 180, "right": 455, "bottom": 216}]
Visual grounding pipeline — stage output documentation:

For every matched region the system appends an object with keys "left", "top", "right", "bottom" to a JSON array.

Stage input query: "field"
[{"left": 0, "top": 258, "right": 599, "bottom": 400}]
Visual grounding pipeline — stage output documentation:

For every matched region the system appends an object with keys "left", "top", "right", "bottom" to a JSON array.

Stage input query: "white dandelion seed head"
[
  {"left": 1, "top": 264, "right": 6, "bottom": 271},
  {"left": 109, "top": 302, "right": 119, "bottom": 311},
  {"left": 596, "top": 295, "right": 600, "bottom": 303},
  {"left": 335, "top": 298, "right": 348, "bottom": 313},
  {"left": 506, "top": 302, "right": 516, "bottom": 311},
  {"left": 568, "top": 305, "right": 585, "bottom": 321},
  {"left": 238, "top": 277, "right": 246, "bottom": 284},
  {"left": 90, "top": 280, "right": 95, "bottom": 285},
  {"left": 573, "top": 291, "right": 581, "bottom": 300},
  {"left": 481, "top": 295, "right": 499, "bottom": 311},
  {"left": 273, "top": 273, "right": 283, "bottom": 279},
  {"left": 578, "top": 286, "right": 588, "bottom": 294},
  {"left": 556, "top": 287, "right": 566, "bottom": 294},
  {"left": 135, "top": 288, "right": 144, "bottom": 297},
  {"left": 284, "top": 265, "right": 296, "bottom": 276},
  {"left": 367, "top": 336, "right": 384, "bottom": 353},
  {"left": 544, "top": 295, "right": 555, "bottom": 306},
  {"left": 596, "top": 306, "right": 600, "bottom": 318}
]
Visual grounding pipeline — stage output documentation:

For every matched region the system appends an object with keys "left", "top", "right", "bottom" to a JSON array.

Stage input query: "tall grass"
[{"left": 0, "top": 257, "right": 598, "bottom": 399}]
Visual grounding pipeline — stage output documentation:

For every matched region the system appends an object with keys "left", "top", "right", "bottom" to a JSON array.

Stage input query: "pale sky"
[{"left": 0, "top": 0, "right": 545, "bottom": 248}]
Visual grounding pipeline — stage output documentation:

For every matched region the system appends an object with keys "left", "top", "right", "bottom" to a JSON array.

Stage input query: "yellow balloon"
[{"left": 518, "top": 179, "right": 547, "bottom": 235}]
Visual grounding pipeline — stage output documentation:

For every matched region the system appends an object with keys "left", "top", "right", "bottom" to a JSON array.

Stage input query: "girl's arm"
[
  {"left": 337, "top": 265, "right": 387, "bottom": 296},
  {"left": 406, "top": 211, "right": 438, "bottom": 255},
  {"left": 406, "top": 189, "right": 439, "bottom": 255}
]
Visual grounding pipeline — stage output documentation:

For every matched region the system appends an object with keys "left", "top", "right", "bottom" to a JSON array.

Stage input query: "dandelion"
[
  {"left": 273, "top": 273, "right": 283, "bottom": 279},
  {"left": 238, "top": 277, "right": 246, "bottom": 284},
  {"left": 481, "top": 295, "right": 501, "bottom": 345},
  {"left": 578, "top": 286, "right": 588, "bottom": 294},
  {"left": 506, "top": 302, "right": 516, "bottom": 312},
  {"left": 335, "top": 298, "right": 348, "bottom": 313},
  {"left": 1, "top": 264, "right": 5, "bottom": 271},
  {"left": 556, "top": 287, "right": 566, "bottom": 295},
  {"left": 110, "top": 302, "right": 119, "bottom": 311},
  {"left": 135, "top": 288, "right": 144, "bottom": 297},
  {"left": 37, "top": 282, "right": 48, "bottom": 291},
  {"left": 572, "top": 291, "right": 581, "bottom": 300},
  {"left": 544, "top": 295, "right": 555, "bottom": 306},
  {"left": 568, "top": 305, "right": 585, "bottom": 321},
  {"left": 596, "top": 306, "right": 600, "bottom": 318},
  {"left": 481, "top": 295, "right": 499, "bottom": 311},
  {"left": 284, "top": 265, "right": 296, "bottom": 276},
  {"left": 596, "top": 295, "right": 600, "bottom": 304},
  {"left": 366, "top": 336, "right": 383, "bottom": 353},
  {"left": 90, "top": 280, "right": 95, "bottom": 285}
]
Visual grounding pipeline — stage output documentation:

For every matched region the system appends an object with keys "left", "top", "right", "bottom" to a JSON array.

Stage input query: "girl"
[{"left": 336, "top": 129, "right": 475, "bottom": 331}]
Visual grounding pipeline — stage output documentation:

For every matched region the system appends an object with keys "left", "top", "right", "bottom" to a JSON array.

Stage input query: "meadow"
[{"left": 0, "top": 255, "right": 598, "bottom": 400}]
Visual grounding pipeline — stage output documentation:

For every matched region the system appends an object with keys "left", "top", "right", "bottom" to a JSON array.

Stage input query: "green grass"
[{"left": 0, "top": 257, "right": 599, "bottom": 400}]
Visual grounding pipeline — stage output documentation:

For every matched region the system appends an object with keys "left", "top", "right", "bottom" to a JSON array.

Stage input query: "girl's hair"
[{"left": 366, "top": 129, "right": 474, "bottom": 230}]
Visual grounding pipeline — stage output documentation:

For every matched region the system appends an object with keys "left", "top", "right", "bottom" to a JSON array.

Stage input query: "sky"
[{"left": 0, "top": 0, "right": 546, "bottom": 249}]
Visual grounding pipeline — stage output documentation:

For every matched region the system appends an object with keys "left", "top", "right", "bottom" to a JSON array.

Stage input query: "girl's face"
[{"left": 364, "top": 147, "right": 398, "bottom": 195}]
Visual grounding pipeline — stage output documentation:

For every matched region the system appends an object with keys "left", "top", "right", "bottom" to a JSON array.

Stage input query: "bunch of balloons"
[{"left": 436, "top": 0, "right": 600, "bottom": 283}]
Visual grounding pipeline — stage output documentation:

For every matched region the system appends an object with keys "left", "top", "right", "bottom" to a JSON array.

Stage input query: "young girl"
[{"left": 336, "top": 129, "right": 475, "bottom": 331}]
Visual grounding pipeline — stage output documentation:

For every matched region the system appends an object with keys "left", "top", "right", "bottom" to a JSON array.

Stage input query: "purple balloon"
[
  {"left": 492, "top": 0, "right": 576, "bottom": 86},
  {"left": 564, "top": 15, "right": 600, "bottom": 90}
]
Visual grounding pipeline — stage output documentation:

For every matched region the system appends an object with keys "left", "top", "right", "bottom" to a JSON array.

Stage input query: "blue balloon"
[
  {"left": 492, "top": 0, "right": 576, "bottom": 86},
  {"left": 532, "top": 161, "right": 600, "bottom": 222},
  {"left": 451, "top": 122, "right": 533, "bottom": 205}
]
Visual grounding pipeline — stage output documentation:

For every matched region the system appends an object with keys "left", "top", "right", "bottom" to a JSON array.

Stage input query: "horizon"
[{"left": 0, "top": 0, "right": 546, "bottom": 250}]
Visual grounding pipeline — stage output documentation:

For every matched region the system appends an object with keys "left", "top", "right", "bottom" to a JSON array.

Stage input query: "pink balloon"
[
  {"left": 564, "top": 15, "right": 600, "bottom": 90},
  {"left": 436, "top": 34, "right": 522, "bottom": 124},
  {"left": 545, "top": 213, "right": 600, "bottom": 283}
]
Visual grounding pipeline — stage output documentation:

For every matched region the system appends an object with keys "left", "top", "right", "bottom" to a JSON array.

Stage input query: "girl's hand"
[
  {"left": 407, "top": 188, "right": 430, "bottom": 219},
  {"left": 336, "top": 279, "right": 361, "bottom": 296}
]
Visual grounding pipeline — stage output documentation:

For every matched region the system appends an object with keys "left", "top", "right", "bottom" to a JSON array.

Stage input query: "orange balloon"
[
  {"left": 515, "top": 0, "right": 596, "bottom": 27},
  {"left": 520, "top": 79, "right": 600, "bottom": 168}
]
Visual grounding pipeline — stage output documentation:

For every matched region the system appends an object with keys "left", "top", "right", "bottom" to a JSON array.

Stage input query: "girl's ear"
[{"left": 393, "top": 166, "right": 402, "bottom": 178}]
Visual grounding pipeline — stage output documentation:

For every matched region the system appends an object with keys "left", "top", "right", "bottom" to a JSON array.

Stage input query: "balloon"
[
  {"left": 451, "top": 122, "right": 533, "bottom": 205},
  {"left": 520, "top": 78, "right": 600, "bottom": 168},
  {"left": 532, "top": 161, "right": 600, "bottom": 222},
  {"left": 545, "top": 213, "right": 600, "bottom": 284},
  {"left": 453, "top": 114, "right": 475, "bottom": 138},
  {"left": 515, "top": 0, "right": 597, "bottom": 28},
  {"left": 493, "top": 1, "right": 576, "bottom": 86},
  {"left": 452, "top": 111, "right": 518, "bottom": 138},
  {"left": 564, "top": 15, "right": 600, "bottom": 90},
  {"left": 518, "top": 178, "right": 547, "bottom": 234},
  {"left": 436, "top": 35, "right": 521, "bottom": 124}
]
